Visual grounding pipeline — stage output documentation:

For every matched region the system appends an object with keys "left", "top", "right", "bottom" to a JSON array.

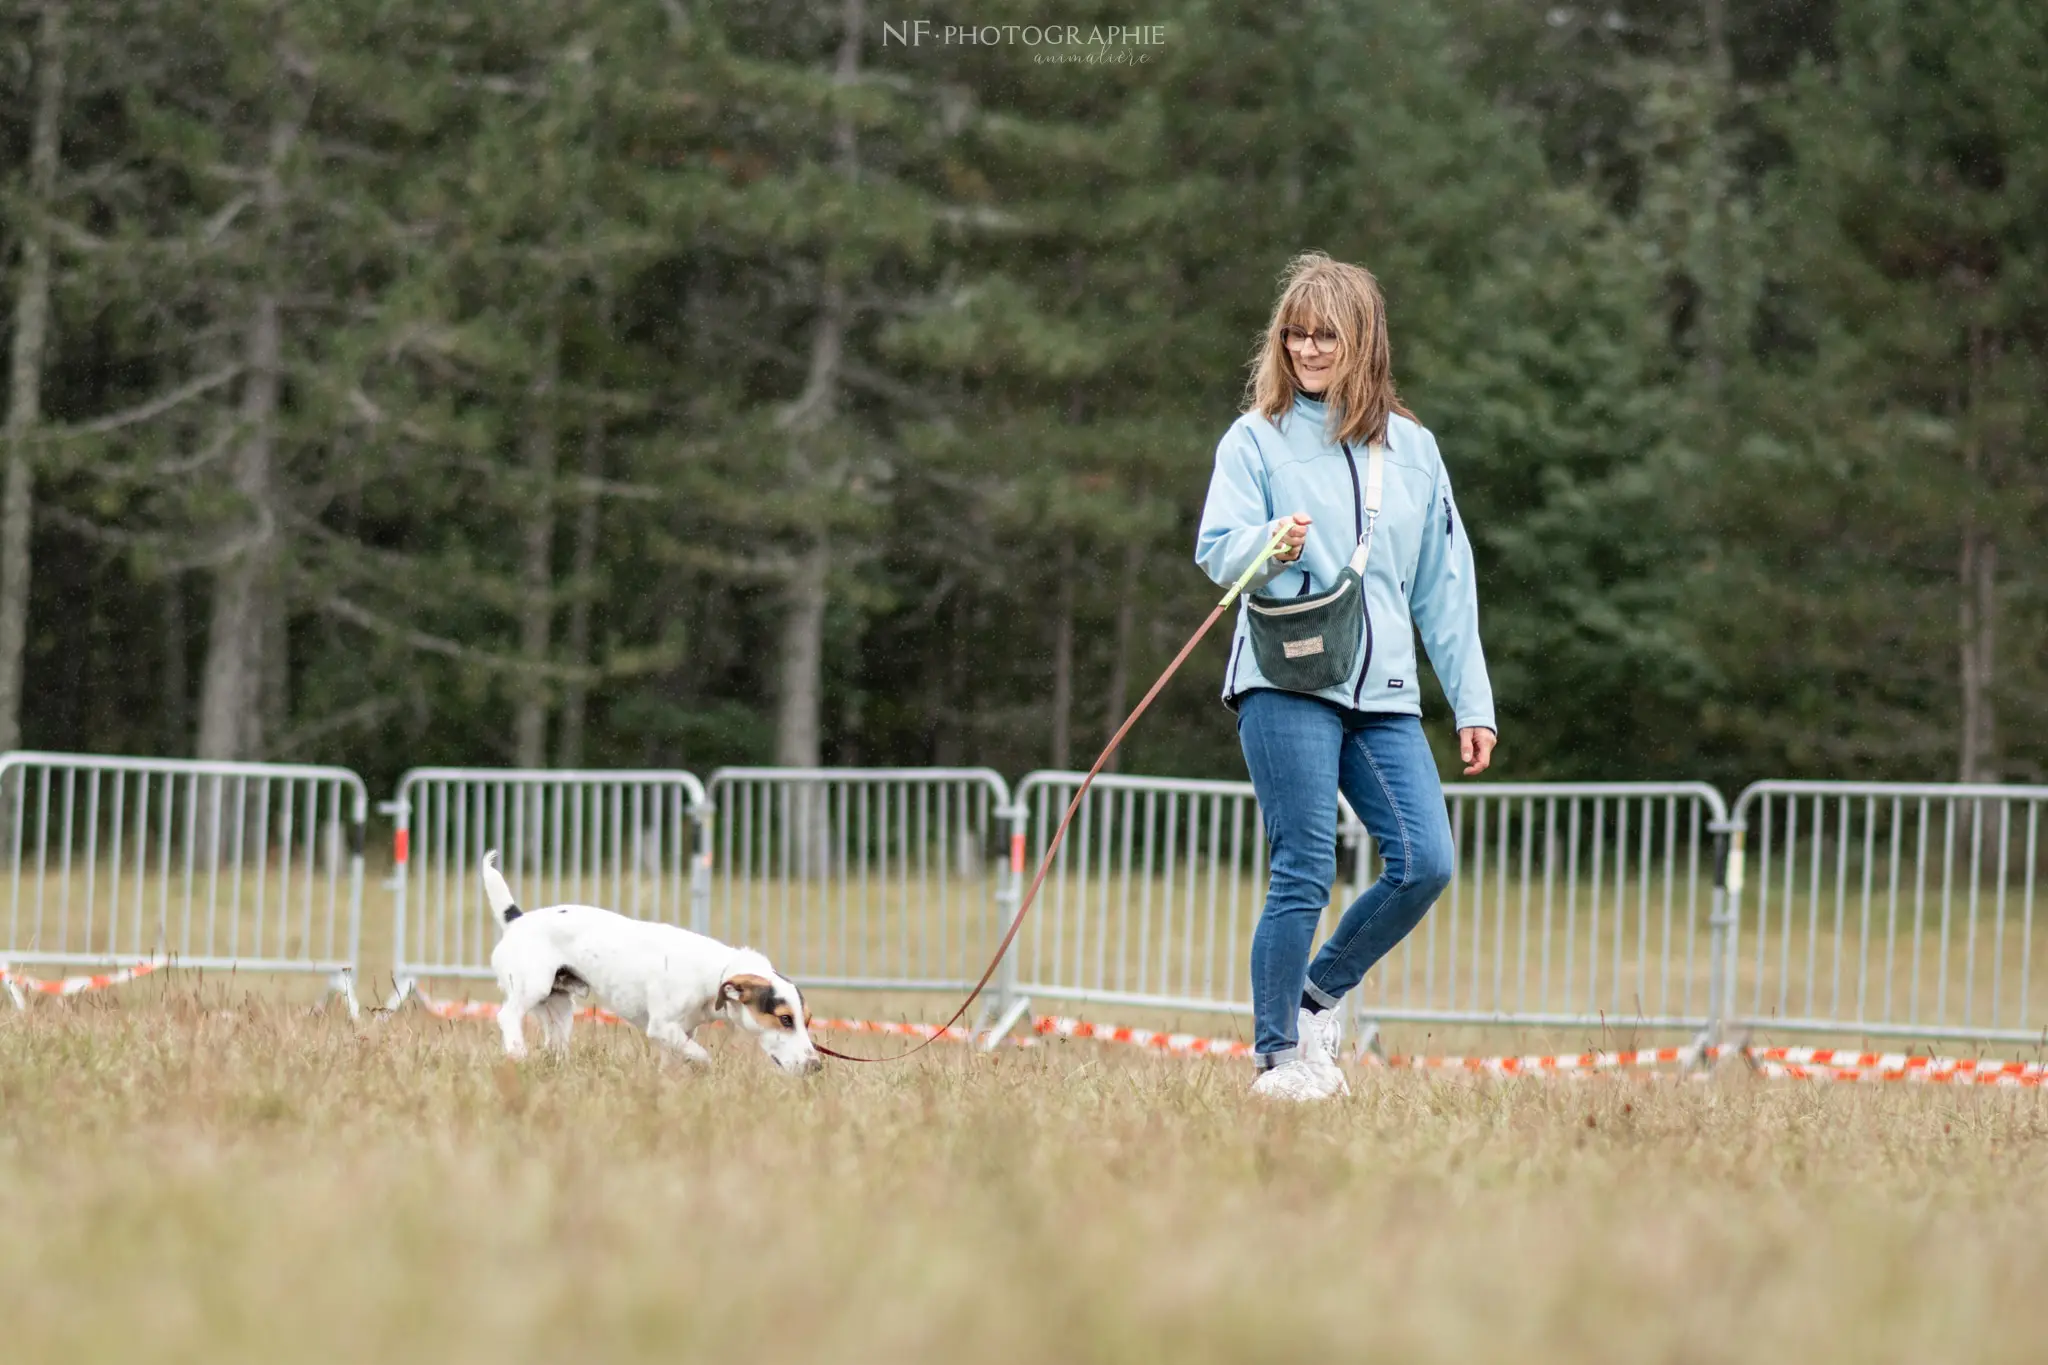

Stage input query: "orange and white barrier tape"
[
  {"left": 405, "top": 993, "right": 1244, "bottom": 1057},
  {"left": 1370, "top": 1043, "right": 2048, "bottom": 1084},
  {"left": 1741, "top": 1047, "right": 2047, "bottom": 1079},
  {"left": 1033, "top": 1024, "right": 2047, "bottom": 1088},
  {"left": 1376, "top": 1044, "right": 1723, "bottom": 1075},
  {"left": 409, "top": 987, "right": 977, "bottom": 1044},
  {"left": 1032, "top": 1014, "right": 1256, "bottom": 1059},
  {"left": 813, "top": 1016, "right": 980, "bottom": 1044},
  {"left": 399, "top": 988, "right": 2048, "bottom": 1086},
  {"left": 1752, "top": 1059, "right": 2047, "bottom": 1088},
  {"left": 411, "top": 985, "right": 622, "bottom": 1026},
  {"left": 0, "top": 958, "right": 166, "bottom": 998}
]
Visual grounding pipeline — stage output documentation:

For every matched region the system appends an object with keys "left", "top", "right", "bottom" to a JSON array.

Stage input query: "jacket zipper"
[
  {"left": 1342, "top": 443, "right": 1364, "bottom": 544},
  {"left": 1341, "top": 441, "right": 1373, "bottom": 705}
]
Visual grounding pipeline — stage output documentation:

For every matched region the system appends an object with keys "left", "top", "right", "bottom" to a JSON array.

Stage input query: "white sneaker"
[
  {"left": 1297, "top": 1006, "right": 1352, "bottom": 1095},
  {"left": 1298, "top": 1005, "right": 1342, "bottom": 1064},
  {"left": 1249, "top": 1057, "right": 1345, "bottom": 1102}
]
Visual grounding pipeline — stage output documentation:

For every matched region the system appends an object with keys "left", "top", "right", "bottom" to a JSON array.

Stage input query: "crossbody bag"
[{"left": 1243, "top": 440, "right": 1382, "bottom": 693}]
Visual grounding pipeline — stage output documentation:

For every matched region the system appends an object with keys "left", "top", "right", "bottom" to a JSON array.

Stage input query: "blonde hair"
[{"left": 1245, "top": 251, "right": 1413, "bottom": 446}]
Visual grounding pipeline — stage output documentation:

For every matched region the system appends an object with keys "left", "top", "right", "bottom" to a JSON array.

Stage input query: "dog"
[{"left": 481, "top": 849, "right": 821, "bottom": 1074}]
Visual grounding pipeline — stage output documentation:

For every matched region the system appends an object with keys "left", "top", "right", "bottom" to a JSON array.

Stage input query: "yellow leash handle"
[{"left": 1220, "top": 525, "right": 1295, "bottom": 607}]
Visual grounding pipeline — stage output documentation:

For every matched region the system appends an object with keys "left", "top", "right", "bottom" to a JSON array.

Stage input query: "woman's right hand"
[{"left": 1274, "top": 513, "right": 1312, "bottom": 563}]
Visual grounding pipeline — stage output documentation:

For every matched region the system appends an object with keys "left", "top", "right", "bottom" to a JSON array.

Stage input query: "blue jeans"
[{"left": 1236, "top": 689, "right": 1455, "bottom": 1066}]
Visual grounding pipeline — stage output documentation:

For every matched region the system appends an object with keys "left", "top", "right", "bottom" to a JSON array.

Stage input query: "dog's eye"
[{"left": 777, "top": 1012, "right": 795, "bottom": 1029}]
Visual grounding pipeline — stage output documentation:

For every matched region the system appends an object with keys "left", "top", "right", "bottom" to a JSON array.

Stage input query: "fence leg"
[
  {"left": 326, "top": 968, "right": 361, "bottom": 1020},
  {"left": 1349, "top": 1013, "right": 1384, "bottom": 1065},
  {"left": 979, "top": 802, "right": 1031, "bottom": 1051},
  {"left": 690, "top": 803, "right": 712, "bottom": 937},
  {"left": 383, "top": 976, "right": 418, "bottom": 1014},
  {"left": 344, "top": 806, "right": 366, "bottom": 1023},
  {"left": 1705, "top": 819, "right": 1743, "bottom": 1058},
  {"left": 981, "top": 995, "right": 1032, "bottom": 1052},
  {"left": 380, "top": 796, "right": 409, "bottom": 1012}
]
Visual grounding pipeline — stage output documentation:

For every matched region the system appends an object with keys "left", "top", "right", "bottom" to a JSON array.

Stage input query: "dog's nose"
[{"left": 801, "top": 1054, "right": 824, "bottom": 1075}]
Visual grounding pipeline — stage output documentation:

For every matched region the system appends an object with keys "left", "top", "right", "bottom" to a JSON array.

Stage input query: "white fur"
[{"left": 481, "top": 850, "right": 821, "bottom": 1074}]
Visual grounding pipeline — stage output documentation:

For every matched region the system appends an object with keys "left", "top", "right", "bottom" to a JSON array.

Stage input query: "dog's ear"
[{"left": 719, "top": 973, "right": 772, "bottom": 1009}]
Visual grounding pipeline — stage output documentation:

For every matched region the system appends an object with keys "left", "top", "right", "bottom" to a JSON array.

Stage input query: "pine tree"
[
  {"left": 1718, "top": 0, "right": 2048, "bottom": 780},
  {"left": 0, "top": 0, "right": 66, "bottom": 757},
  {"left": 32, "top": 0, "right": 454, "bottom": 761}
]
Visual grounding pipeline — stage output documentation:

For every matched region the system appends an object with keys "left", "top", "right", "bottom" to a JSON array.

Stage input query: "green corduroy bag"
[{"left": 1244, "top": 440, "right": 1383, "bottom": 694}]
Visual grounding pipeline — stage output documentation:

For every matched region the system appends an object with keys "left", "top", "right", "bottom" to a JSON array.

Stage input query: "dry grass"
[{"left": 2, "top": 980, "right": 2046, "bottom": 1365}]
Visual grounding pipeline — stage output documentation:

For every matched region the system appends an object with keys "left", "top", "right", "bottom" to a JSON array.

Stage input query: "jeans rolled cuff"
[
  {"left": 1256, "top": 1044, "right": 1302, "bottom": 1071},
  {"left": 1302, "top": 980, "right": 1342, "bottom": 1012}
]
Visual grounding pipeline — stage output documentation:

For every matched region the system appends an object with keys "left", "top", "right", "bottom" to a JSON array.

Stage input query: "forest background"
[{"left": 3, "top": 0, "right": 2043, "bottom": 797}]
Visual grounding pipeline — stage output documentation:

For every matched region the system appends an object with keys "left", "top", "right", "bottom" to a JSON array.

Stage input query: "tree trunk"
[
  {"left": 773, "top": 306, "right": 846, "bottom": 772},
  {"left": 555, "top": 415, "right": 603, "bottom": 769},
  {"left": 775, "top": 538, "right": 831, "bottom": 768},
  {"left": 196, "top": 289, "right": 282, "bottom": 762},
  {"left": 1051, "top": 534, "right": 1075, "bottom": 769},
  {"left": 1957, "top": 326, "right": 1999, "bottom": 784},
  {"left": 197, "top": 92, "right": 299, "bottom": 764},
  {"left": 162, "top": 575, "right": 187, "bottom": 754},
  {"left": 1102, "top": 535, "right": 1142, "bottom": 773},
  {"left": 1973, "top": 536, "right": 1996, "bottom": 778},
  {"left": 0, "top": 0, "right": 66, "bottom": 756},
  {"left": 770, "top": 0, "right": 862, "bottom": 775},
  {"left": 259, "top": 565, "right": 289, "bottom": 751},
  {"left": 932, "top": 594, "right": 968, "bottom": 767},
  {"left": 1958, "top": 521, "right": 1997, "bottom": 783},
  {"left": 1696, "top": 0, "right": 1731, "bottom": 406},
  {"left": 835, "top": 687, "right": 863, "bottom": 766},
  {"left": 776, "top": 538, "right": 831, "bottom": 880},
  {"left": 513, "top": 298, "right": 563, "bottom": 769}
]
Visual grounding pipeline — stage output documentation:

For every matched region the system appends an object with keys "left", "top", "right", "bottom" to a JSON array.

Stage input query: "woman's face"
[{"left": 1281, "top": 320, "right": 1342, "bottom": 394}]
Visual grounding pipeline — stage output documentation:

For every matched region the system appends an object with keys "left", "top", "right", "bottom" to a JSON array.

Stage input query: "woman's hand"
[
  {"left": 1273, "top": 513, "right": 1311, "bottom": 563},
  {"left": 1459, "top": 728, "right": 1495, "bottom": 777}
]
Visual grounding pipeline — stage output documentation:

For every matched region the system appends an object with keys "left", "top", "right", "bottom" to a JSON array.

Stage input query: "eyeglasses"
[{"left": 1281, "top": 326, "right": 1340, "bottom": 353}]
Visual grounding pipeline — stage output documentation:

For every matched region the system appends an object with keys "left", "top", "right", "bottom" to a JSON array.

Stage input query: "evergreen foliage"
[{"left": 1, "top": 0, "right": 2041, "bottom": 790}]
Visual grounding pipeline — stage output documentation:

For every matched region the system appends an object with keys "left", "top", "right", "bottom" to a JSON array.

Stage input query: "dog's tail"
[{"left": 481, "top": 849, "right": 523, "bottom": 924}]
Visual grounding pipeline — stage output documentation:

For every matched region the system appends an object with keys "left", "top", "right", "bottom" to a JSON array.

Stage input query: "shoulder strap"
[{"left": 1345, "top": 442, "right": 1384, "bottom": 575}]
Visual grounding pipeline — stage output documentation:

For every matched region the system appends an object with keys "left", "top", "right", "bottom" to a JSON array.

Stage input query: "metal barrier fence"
[
  {"left": 702, "top": 768, "right": 1024, "bottom": 1028},
  {"left": 1011, "top": 771, "right": 1270, "bottom": 1017},
  {"left": 386, "top": 768, "right": 708, "bottom": 997},
  {"left": 18, "top": 747, "right": 2048, "bottom": 1052},
  {"left": 1725, "top": 781, "right": 2046, "bottom": 1045},
  {"left": 1349, "top": 782, "right": 1732, "bottom": 1038},
  {"left": 0, "top": 752, "right": 367, "bottom": 1012},
  {"left": 1010, "top": 772, "right": 1732, "bottom": 1040}
]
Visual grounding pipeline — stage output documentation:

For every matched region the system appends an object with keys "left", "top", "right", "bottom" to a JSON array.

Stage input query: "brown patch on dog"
[{"left": 719, "top": 973, "right": 790, "bottom": 1029}]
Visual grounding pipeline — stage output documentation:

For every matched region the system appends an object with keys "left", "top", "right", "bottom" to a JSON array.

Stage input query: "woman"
[{"left": 1195, "top": 252, "right": 1496, "bottom": 1102}]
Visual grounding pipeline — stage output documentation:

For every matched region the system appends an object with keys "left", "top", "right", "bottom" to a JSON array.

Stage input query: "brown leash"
[{"left": 813, "top": 530, "right": 1289, "bottom": 1063}]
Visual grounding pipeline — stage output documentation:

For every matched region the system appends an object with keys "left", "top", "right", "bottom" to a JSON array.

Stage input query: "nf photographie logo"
[{"left": 881, "top": 20, "right": 1168, "bottom": 52}]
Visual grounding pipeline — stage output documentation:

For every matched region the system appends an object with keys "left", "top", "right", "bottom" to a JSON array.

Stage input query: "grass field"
[{"left": 2, "top": 982, "right": 2046, "bottom": 1364}]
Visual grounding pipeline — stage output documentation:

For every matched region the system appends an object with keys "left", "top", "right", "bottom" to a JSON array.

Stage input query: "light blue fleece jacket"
[{"left": 1194, "top": 392, "right": 1497, "bottom": 731}]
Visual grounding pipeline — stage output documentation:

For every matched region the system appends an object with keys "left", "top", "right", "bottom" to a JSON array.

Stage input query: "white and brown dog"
[{"left": 481, "top": 849, "right": 821, "bottom": 1074}]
